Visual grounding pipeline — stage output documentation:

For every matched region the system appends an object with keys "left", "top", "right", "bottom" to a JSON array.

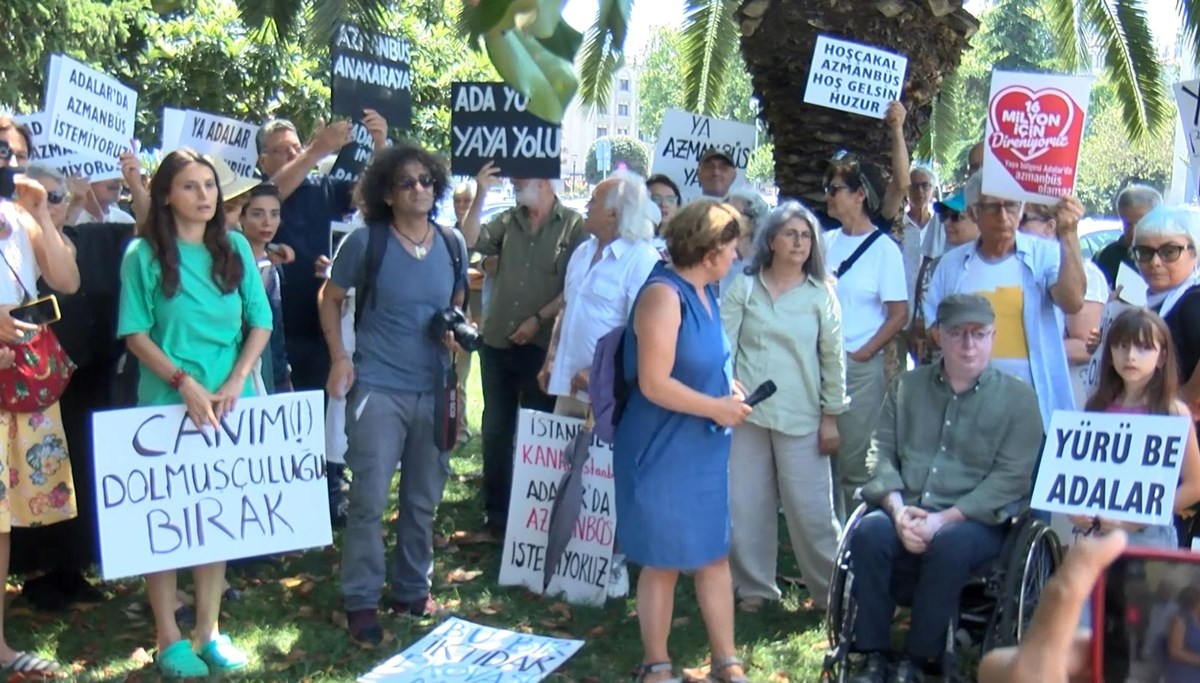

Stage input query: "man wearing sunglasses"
[
  {"left": 460, "top": 162, "right": 587, "bottom": 537},
  {"left": 923, "top": 172, "right": 1087, "bottom": 429}
]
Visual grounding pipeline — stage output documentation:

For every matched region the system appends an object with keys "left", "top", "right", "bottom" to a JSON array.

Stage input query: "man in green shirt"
[
  {"left": 847, "top": 294, "right": 1044, "bottom": 683},
  {"left": 460, "top": 165, "right": 587, "bottom": 534}
]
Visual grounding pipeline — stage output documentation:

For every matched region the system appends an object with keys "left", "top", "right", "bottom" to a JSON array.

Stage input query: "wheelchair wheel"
[
  {"left": 822, "top": 504, "right": 870, "bottom": 682},
  {"left": 982, "top": 516, "right": 1063, "bottom": 652}
]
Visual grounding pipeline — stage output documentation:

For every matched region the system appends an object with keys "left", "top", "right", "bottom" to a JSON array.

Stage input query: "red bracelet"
[{"left": 169, "top": 369, "right": 189, "bottom": 390}]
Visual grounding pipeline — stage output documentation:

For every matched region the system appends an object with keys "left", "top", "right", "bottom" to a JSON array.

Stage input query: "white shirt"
[
  {"left": 919, "top": 211, "right": 946, "bottom": 259},
  {"left": 0, "top": 201, "right": 39, "bottom": 306},
  {"left": 78, "top": 204, "right": 135, "bottom": 225},
  {"left": 822, "top": 229, "right": 908, "bottom": 353},
  {"left": 902, "top": 212, "right": 937, "bottom": 322},
  {"left": 548, "top": 236, "right": 661, "bottom": 398},
  {"left": 958, "top": 253, "right": 1035, "bottom": 386}
]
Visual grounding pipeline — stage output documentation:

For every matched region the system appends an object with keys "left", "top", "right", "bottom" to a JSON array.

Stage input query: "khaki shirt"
[
  {"left": 861, "top": 364, "right": 1044, "bottom": 524},
  {"left": 474, "top": 200, "right": 586, "bottom": 349}
]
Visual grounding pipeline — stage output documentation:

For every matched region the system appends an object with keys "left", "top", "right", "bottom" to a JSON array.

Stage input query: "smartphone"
[
  {"left": 1091, "top": 545, "right": 1200, "bottom": 682},
  {"left": 9, "top": 295, "right": 62, "bottom": 326}
]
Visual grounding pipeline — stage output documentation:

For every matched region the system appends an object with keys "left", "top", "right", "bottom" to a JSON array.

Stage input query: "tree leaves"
[{"left": 678, "top": 0, "right": 740, "bottom": 115}]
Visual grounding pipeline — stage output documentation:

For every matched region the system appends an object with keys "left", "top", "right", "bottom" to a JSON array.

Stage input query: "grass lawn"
[{"left": 8, "top": 368, "right": 833, "bottom": 682}]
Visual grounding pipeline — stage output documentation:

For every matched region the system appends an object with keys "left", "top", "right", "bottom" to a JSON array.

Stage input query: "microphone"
[{"left": 710, "top": 380, "right": 777, "bottom": 434}]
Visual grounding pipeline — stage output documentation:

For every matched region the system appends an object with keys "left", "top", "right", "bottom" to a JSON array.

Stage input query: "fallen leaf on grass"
[
  {"left": 449, "top": 530, "right": 498, "bottom": 545},
  {"left": 280, "top": 577, "right": 304, "bottom": 589},
  {"left": 297, "top": 605, "right": 315, "bottom": 618},
  {"left": 479, "top": 603, "right": 501, "bottom": 615},
  {"left": 445, "top": 568, "right": 483, "bottom": 583},
  {"left": 287, "top": 649, "right": 308, "bottom": 661},
  {"left": 298, "top": 581, "right": 316, "bottom": 596},
  {"left": 548, "top": 602, "right": 572, "bottom": 620},
  {"left": 130, "top": 648, "right": 154, "bottom": 665},
  {"left": 331, "top": 610, "right": 348, "bottom": 629},
  {"left": 769, "top": 673, "right": 789, "bottom": 682},
  {"left": 587, "top": 625, "right": 605, "bottom": 637}
]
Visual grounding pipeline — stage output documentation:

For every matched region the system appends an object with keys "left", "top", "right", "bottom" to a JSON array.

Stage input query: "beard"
[{"left": 515, "top": 183, "right": 541, "bottom": 208}]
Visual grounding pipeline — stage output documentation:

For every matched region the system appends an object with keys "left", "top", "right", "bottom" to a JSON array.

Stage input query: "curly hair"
[
  {"left": 143, "top": 149, "right": 243, "bottom": 297},
  {"left": 354, "top": 142, "right": 450, "bottom": 224},
  {"left": 666, "top": 199, "right": 745, "bottom": 268}
]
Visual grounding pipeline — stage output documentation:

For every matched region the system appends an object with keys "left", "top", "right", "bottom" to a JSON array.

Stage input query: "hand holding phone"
[{"left": 9, "top": 295, "right": 61, "bottom": 326}]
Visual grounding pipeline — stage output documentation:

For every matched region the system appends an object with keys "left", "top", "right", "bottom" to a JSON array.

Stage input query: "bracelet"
[{"left": 169, "top": 369, "right": 189, "bottom": 390}]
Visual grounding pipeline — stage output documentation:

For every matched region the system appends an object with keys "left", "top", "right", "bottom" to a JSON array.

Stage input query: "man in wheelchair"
[{"left": 848, "top": 294, "right": 1045, "bottom": 683}]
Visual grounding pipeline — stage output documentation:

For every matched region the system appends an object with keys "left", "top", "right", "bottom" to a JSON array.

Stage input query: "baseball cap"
[
  {"left": 935, "top": 188, "right": 967, "bottom": 215},
  {"left": 936, "top": 293, "right": 995, "bottom": 328},
  {"left": 699, "top": 148, "right": 734, "bottom": 166}
]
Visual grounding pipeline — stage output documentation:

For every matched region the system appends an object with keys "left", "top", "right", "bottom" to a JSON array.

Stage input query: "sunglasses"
[
  {"left": 824, "top": 183, "right": 851, "bottom": 196},
  {"left": 395, "top": 175, "right": 435, "bottom": 191},
  {"left": 939, "top": 210, "right": 964, "bottom": 223},
  {"left": 46, "top": 190, "right": 67, "bottom": 205},
  {"left": 1132, "top": 243, "right": 1194, "bottom": 264},
  {"left": 1021, "top": 213, "right": 1053, "bottom": 224}
]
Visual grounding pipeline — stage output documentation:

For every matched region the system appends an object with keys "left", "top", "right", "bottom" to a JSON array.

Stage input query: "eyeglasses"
[
  {"left": 910, "top": 181, "right": 932, "bottom": 192},
  {"left": 939, "top": 210, "right": 964, "bottom": 223},
  {"left": 1021, "top": 213, "right": 1052, "bottom": 225},
  {"left": 1132, "top": 243, "right": 1194, "bottom": 264},
  {"left": 46, "top": 190, "right": 66, "bottom": 205},
  {"left": 944, "top": 327, "right": 994, "bottom": 344},
  {"left": 975, "top": 200, "right": 1023, "bottom": 216},
  {"left": 650, "top": 193, "right": 679, "bottom": 206},
  {"left": 778, "top": 228, "right": 811, "bottom": 243},
  {"left": 395, "top": 175, "right": 435, "bottom": 191},
  {"left": 824, "top": 183, "right": 851, "bottom": 196}
]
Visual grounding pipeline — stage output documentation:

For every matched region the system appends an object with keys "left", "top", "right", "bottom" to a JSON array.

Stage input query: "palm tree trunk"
[{"left": 737, "top": 0, "right": 978, "bottom": 203}]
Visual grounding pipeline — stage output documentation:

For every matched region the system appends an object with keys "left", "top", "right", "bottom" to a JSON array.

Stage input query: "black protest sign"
[
  {"left": 328, "top": 122, "right": 377, "bottom": 184},
  {"left": 329, "top": 23, "right": 411, "bottom": 180},
  {"left": 451, "top": 82, "right": 562, "bottom": 178}
]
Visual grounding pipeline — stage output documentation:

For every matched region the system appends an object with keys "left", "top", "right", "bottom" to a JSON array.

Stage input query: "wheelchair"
[{"left": 821, "top": 502, "right": 1064, "bottom": 681}]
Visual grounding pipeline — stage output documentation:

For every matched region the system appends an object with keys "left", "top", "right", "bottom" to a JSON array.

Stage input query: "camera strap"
[
  {"left": 0, "top": 223, "right": 32, "bottom": 305},
  {"left": 355, "top": 222, "right": 467, "bottom": 331}
]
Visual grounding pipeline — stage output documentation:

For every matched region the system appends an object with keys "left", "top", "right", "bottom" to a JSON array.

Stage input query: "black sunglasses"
[
  {"left": 938, "top": 210, "right": 964, "bottom": 223},
  {"left": 46, "top": 190, "right": 67, "bottom": 205},
  {"left": 1132, "top": 244, "right": 1194, "bottom": 264},
  {"left": 395, "top": 174, "right": 435, "bottom": 191}
]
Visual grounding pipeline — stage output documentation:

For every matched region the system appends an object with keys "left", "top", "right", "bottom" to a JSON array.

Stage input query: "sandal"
[
  {"left": 198, "top": 634, "right": 248, "bottom": 673},
  {"left": 157, "top": 640, "right": 209, "bottom": 678},
  {"left": 706, "top": 655, "right": 749, "bottom": 683},
  {"left": 636, "top": 660, "right": 681, "bottom": 682},
  {"left": 0, "top": 651, "right": 58, "bottom": 674}
]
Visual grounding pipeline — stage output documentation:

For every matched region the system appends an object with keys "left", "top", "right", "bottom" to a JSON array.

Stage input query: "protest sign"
[
  {"left": 1078, "top": 298, "right": 1136, "bottom": 399},
  {"left": 983, "top": 71, "right": 1093, "bottom": 204},
  {"left": 1031, "top": 410, "right": 1191, "bottom": 526},
  {"left": 1176, "top": 80, "right": 1200, "bottom": 163},
  {"left": 1116, "top": 260, "right": 1149, "bottom": 307},
  {"left": 499, "top": 410, "right": 617, "bottom": 606},
  {"left": 91, "top": 392, "right": 332, "bottom": 580},
  {"left": 651, "top": 109, "right": 756, "bottom": 202},
  {"left": 160, "top": 108, "right": 258, "bottom": 177},
  {"left": 12, "top": 112, "right": 120, "bottom": 181},
  {"left": 44, "top": 54, "right": 137, "bottom": 162},
  {"left": 803, "top": 34, "right": 908, "bottom": 119},
  {"left": 359, "top": 617, "right": 583, "bottom": 682},
  {"left": 450, "top": 82, "right": 562, "bottom": 178},
  {"left": 330, "top": 23, "right": 412, "bottom": 181}
]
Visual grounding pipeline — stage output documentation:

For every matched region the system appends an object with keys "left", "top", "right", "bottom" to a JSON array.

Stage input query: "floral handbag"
[{"left": 0, "top": 245, "right": 74, "bottom": 413}]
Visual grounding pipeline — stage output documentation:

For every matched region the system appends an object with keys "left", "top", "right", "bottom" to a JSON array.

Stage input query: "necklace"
[{"left": 394, "top": 222, "right": 433, "bottom": 259}]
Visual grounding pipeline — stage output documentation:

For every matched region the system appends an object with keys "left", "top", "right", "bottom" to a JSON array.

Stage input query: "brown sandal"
[{"left": 636, "top": 660, "right": 681, "bottom": 682}]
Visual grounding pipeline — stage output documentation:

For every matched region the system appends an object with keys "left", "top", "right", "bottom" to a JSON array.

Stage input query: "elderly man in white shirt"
[
  {"left": 538, "top": 170, "right": 661, "bottom": 418},
  {"left": 73, "top": 176, "right": 136, "bottom": 224}
]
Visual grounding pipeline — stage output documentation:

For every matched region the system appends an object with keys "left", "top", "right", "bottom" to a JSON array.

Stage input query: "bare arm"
[
  {"left": 881, "top": 101, "right": 910, "bottom": 221},
  {"left": 1050, "top": 198, "right": 1087, "bottom": 314},
  {"left": 1173, "top": 401, "right": 1200, "bottom": 513},
  {"left": 1064, "top": 300, "right": 1102, "bottom": 364},
  {"left": 15, "top": 181, "right": 79, "bottom": 293},
  {"left": 462, "top": 161, "right": 501, "bottom": 249},
  {"left": 855, "top": 300, "right": 908, "bottom": 359},
  {"left": 319, "top": 280, "right": 350, "bottom": 363},
  {"left": 229, "top": 327, "right": 270, "bottom": 383},
  {"left": 1168, "top": 616, "right": 1200, "bottom": 665},
  {"left": 272, "top": 120, "right": 353, "bottom": 200},
  {"left": 634, "top": 283, "right": 724, "bottom": 419},
  {"left": 126, "top": 332, "right": 184, "bottom": 385}
]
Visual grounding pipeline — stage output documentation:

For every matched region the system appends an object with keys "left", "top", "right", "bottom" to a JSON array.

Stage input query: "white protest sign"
[
  {"left": 499, "top": 410, "right": 617, "bottom": 606},
  {"left": 12, "top": 112, "right": 121, "bottom": 181},
  {"left": 160, "top": 108, "right": 258, "bottom": 178},
  {"left": 1175, "top": 80, "right": 1200, "bottom": 163},
  {"left": 1031, "top": 410, "right": 1191, "bottom": 526},
  {"left": 359, "top": 617, "right": 583, "bottom": 682},
  {"left": 983, "top": 71, "right": 1093, "bottom": 204},
  {"left": 1116, "top": 261, "right": 1148, "bottom": 306},
  {"left": 651, "top": 109, "right": 756, "bottom": 203},
  {"left": 1078, "top": 299, "right": 1137, "bottom": 399},
  {"left": 44, "top": 54, "right": 137, "bottom": 162},
  {"left": 91, "top": 391, "right": 332, "bottom": 580},
  {"left": 803, "top": 34, "right": 907, "bottom": 119}
]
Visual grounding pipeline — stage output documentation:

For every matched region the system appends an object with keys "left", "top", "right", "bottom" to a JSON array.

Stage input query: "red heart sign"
[{"left": 987, "top": 85, "right": 1086, "bottom": 197}]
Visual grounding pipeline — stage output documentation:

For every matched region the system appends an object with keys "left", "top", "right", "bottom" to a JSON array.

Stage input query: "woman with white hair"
[
  {"left": 720, "top": 189, "right": 770, "bottom": 295},
  {"left": 1132, "top": 205, "right": 1200, "bottom": 546},
  {"left": 721, "top": 201, "right": 846, "bottom": 612}
]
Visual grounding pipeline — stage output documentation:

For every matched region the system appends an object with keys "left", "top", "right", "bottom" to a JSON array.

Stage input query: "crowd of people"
[{"left": 1, "top": 91, "right": 1200, "bottom": 682}]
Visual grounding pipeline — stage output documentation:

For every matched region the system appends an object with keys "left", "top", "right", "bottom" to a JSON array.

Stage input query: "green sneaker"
[
  {"left": 198, "top": 634, "right": 248, "bottom": 673},
  {"left": 157, "top": 640, "right": 209, "bottom": 679}
]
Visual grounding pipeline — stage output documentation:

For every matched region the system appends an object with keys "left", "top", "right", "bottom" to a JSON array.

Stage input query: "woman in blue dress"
[{"left": 614, "top": 199, "right": 752, "bottom": 683}]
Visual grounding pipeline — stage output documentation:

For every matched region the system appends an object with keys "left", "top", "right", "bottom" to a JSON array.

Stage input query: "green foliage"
[
  {"left": 584, "top": 134, "right": 649, "bottom": 183},
  {"left": 678, "top": 0, "right": 740, "bottom": 115},
  {"left": 1075, "top": 78, "right": 1174, "bottom": 215},
  {"left": 746, "top": 141, "right": 774, "bottom": 185},
  {"left": 636, "top": 26, "right": 756, "bottom": 140}
]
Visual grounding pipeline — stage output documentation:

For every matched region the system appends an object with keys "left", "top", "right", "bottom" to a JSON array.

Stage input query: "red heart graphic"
[{"left": 987, "top": 85, "right": 1086, "bottom": 197}]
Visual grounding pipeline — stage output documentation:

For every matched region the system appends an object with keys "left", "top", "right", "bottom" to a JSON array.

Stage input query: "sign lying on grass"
[
  {"left": 12, "top": 112, "right": 120, "bottom": 181},
  {"left": 499, "top": 410, "right": 618, "bottom": 606},
  {"left": 1031, "top": 410, "right": 1190, "bottom": 526},
  {"left": 803, "top": 34, "right": 908, "bottom": 119},
  {"left": 359, "top": 617, "right": 583, "bottom": 682},
  {"left": 983, "top": 70, "right": 1093, "bottom": 204},
  {"left": 329, "top": 23, "right": 411, "bottom": 181},
  {"left": 91, "top": 391, "right": 331, "bottom": 580},
  {"left": 161, "top": 108, "right": 258, "bottom": 177},
  {"left": 44, "top": 53, "right": 138, "bottom": 162},
  {"left": 651, "top": 109, "right": 756, "bottom": 202},
  {"left": 450, "top": 82, "right": 562, "bottom": 178}
]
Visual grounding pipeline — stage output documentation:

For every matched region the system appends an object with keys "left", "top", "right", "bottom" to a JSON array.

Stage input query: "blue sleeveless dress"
[{"left": 613, "top": 263, "right": 733, "bottom": 570}]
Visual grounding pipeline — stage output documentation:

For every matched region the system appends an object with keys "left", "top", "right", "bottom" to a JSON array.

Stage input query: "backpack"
[
  {"left": 354, "top": 222, "right": 467, "bottom": 330},
  {"left": 589, "top": 325, "right": 631, "bottom": 444}
]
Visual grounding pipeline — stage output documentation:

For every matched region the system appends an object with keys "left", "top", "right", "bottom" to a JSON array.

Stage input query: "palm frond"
[
  {"left": 233, "top": 0, "right": 303, "bottom": 43},
  {"left": 1178, "top": 0, "right": 1200, "bottom": 69},
  {"left": 1081, "top": 0, "right": 1170, "bottom": 140},
  {"left": 308, "top": 0, "right": 390, "bottom": 52},
  {"left": 1044, "top": 0, "right": 1089, "bottom": 72},
  {"left": 678, "top": 0, "right": 739, "bottom": 115},
  {"left": 929, "top": 68, "right": 964, "bottom": 170},
  {"left": 576, "top": 0, "right": 632, "bottom": 108}
]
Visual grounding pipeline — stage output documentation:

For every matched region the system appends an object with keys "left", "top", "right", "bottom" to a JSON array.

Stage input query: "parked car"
[{"left": 1078, "top": 218, "right": 1122, "bottom": 261}]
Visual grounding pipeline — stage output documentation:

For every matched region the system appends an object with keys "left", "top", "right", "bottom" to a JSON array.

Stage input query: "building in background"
[{"left": 559, "top": 64, "right": 640, "bottom": 192}]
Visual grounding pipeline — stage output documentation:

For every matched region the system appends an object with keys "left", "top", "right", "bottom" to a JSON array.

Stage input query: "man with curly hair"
[{"left": 317, "top": 142, "right": 468, "bottom": 646}]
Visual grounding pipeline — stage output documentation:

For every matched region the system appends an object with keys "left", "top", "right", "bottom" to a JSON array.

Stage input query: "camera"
[{"left": 429, "top": 307, "right": 482, "bottom": 351}]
